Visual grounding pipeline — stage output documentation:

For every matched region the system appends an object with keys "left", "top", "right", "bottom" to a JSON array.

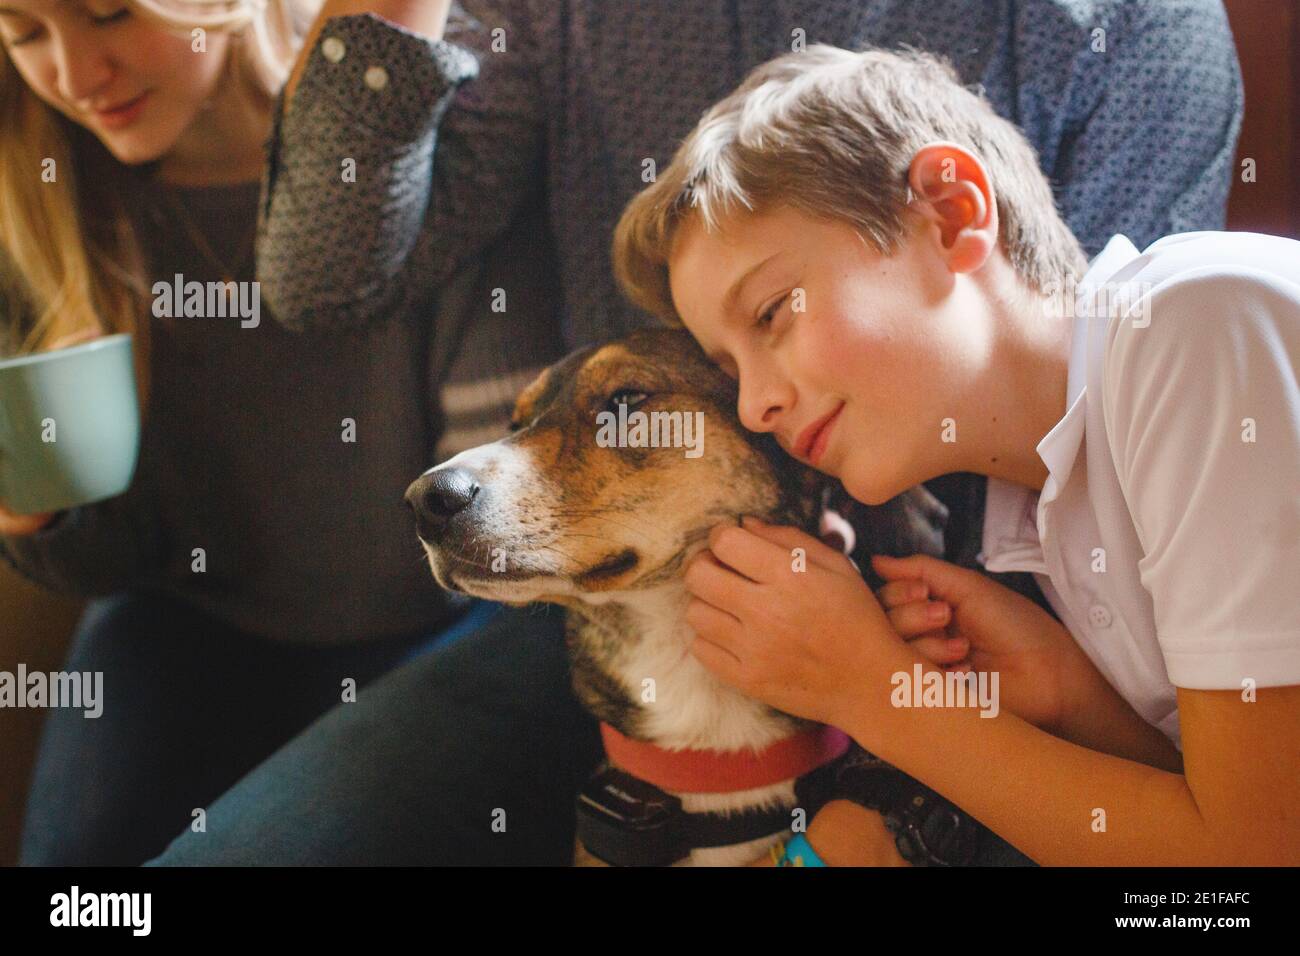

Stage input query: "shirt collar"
[
  {"left": 1037, "top": 234, "right": 1142, "bottom": 502},
  {"left": 981, "top": 234, "right": 1141, "bottom": 569},
  {"left": 1076, "top": 234, "right": 1143, "bottom": 309}
]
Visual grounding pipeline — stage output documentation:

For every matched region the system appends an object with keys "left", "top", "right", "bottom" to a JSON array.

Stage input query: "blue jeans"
[
  {"left": 20, "top": 590, "right": 1032, "bottom": 866},
  {"left": 19, "top": 591, "right": 601, "bottom": 866}
]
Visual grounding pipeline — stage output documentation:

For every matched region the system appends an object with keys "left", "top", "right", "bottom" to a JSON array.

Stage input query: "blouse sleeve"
[{"left": 255, "top": 7, "right": 546, "bottom": 332}]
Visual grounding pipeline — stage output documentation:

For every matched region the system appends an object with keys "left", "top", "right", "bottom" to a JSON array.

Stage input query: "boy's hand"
[
  {"left": 750, "top": 801, "right": 910, "bottom": 866},
  {"left": 871, "top": 553, "right": 1081, "bottom": 732},
  {"left": 683, "top": 516, "right": 918, "bottom": 730},
  {"left": 873, "top": 553, "right": 1185, "bottom": 773},
  {"left": 875, "top": 573, "right": 973, "bottom": 673}
]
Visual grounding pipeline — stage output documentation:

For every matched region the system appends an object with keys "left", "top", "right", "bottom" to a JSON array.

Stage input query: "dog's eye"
[{"left": 606, "top": 389, "right": 648, "bottom": 412}]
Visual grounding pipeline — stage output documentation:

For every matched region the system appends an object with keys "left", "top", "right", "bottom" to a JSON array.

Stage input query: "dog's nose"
[{"left": 404, "top": 468, "right": 481, "bottom": 539}]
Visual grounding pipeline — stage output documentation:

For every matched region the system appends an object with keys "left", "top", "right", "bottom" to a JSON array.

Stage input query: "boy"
[{"left": 613, "top": 46, "right": 1300, "bottom": 864}]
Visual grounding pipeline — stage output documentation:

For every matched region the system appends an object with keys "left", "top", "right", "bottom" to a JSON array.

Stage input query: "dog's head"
[{"left": 405, "top": 328, "right": 829, "bottom": 607}]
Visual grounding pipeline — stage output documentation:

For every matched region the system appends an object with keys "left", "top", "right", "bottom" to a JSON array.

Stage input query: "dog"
[{"left": 405, "top": 328, "right": 945, "bottom": 865}]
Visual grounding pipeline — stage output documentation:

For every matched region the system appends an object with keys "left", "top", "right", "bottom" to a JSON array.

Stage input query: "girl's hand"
[
  {"left": 0, "top": 502, "right": 57, "bottom": 537},
  {"left": 48, "top": 328, "right": 103, "bottom": 350},
  {"left": 871, "top": 553, "right": 1086, "bottom": 733},
  {"left": 0, "top": 328, "right": 101, "bottom": 536}
]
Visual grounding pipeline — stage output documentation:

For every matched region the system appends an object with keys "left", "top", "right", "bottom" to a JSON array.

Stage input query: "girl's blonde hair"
[
  {"left": 0, "top": 0, "right": 317, "bottom": 393},
  {"left": 613, "top": 45, "right": 1088, "bottom": 324}
]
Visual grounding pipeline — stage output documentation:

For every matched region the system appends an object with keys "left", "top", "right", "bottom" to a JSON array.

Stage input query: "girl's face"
[
  {"left": 669, "top": 204, "right": 997, "bottom": 506},
  {"left": 0, "top": 0, "right": 229, "bottom": 166}
]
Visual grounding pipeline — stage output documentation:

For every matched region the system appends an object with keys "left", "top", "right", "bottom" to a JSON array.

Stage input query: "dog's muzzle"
[{"left": 404, "top": 467, "right": 481, "bottom": 541}]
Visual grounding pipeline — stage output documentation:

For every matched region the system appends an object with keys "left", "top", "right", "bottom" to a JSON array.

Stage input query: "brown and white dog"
[{"left": 404, "top": 328, "right": 943, "bottom": 865}]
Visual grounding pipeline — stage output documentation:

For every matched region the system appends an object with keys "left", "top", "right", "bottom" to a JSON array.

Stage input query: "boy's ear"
[{"left": 906, "top": 142, "right": 998, "bottom": 274}]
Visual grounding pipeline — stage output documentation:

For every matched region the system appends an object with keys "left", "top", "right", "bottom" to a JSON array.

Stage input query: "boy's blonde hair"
[{"left": 613, "top": 45, "right": 1087, "bottom": 323}]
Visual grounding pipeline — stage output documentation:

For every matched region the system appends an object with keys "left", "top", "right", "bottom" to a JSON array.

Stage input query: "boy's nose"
[{"left": 736, "top": 375, "right": 791, "bottom": 435}]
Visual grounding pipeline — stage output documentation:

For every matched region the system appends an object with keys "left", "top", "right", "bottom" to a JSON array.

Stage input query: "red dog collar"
[{"left": 599, "top": 722, "right": 851, "bottom": 793}]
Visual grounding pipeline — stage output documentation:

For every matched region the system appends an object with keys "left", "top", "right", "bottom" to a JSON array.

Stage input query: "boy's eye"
[
  {"left": 755, "top": 292, "right": 789, "bottom": 328},
  {"left": 2, "top": 19, "right": 41, "bottom": 46}
]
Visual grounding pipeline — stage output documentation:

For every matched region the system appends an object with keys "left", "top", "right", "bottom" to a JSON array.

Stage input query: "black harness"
[{"left": 576, "top": 761, "right": 840, "bottom": 867}]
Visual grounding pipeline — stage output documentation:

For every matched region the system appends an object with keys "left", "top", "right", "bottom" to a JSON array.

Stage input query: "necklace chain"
[{"left": 153, "top": 183, "right": 256, "bottom": 286}]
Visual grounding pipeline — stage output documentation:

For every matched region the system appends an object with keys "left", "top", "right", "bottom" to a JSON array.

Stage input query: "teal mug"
[{"left": 0, "top": 333, "right": 141, "bottom": 516}]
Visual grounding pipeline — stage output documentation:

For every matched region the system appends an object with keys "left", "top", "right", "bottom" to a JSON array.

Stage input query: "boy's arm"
[
  {"left": 256, "top": 2, "right": 546, "bottom": 332},
  {"left": 845, "top": 665, "right": 1300, "bottom": 866},
  {"left": 1049, "top": 657, "right": 1184, "bottom": 773},
  {"left": 899, "top": 255, "right": 1300, "bottom": 864},
  {"left": 1027, "top": 0, "right": 1242, "bottom": 252}
]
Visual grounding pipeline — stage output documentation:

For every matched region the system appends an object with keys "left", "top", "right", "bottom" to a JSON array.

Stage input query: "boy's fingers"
[
  {"left": 707, "top": 522, "right": 791, "bottom": 583},
  {"left": 740, "top": 517, "right": 850, "bottom": 571},
  {"left": 887, "top": 600, "right": 951, "bottom": 636},
  {"left": 907, "top": 634, "right": 969, "bottom": 665},
  {"left": 871, "top": 553, "right": 982, "bottom": 602},
  {"left": 876, "top": 580, "right": 929, "bottom": 608}
]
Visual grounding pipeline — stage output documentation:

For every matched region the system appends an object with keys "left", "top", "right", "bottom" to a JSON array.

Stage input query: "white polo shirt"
[{"left": 980, "top": 232, "right": 1300, "bottom": 751}]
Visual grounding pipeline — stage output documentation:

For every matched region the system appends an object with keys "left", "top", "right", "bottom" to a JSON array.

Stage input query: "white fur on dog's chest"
[
  {"left": 594, "top": 585, "right": 803, "bottom": 865},
  {"left": 612, "top": 584, "right": 801, "bottom": 753}
]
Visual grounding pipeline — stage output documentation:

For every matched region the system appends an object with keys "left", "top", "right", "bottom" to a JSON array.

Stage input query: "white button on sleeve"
[
  {"left": 364, "top": 65, "right": 389, "bottom": 91},
  {"left": 1088, "top": 604, "right": 1113, "bottom": 629},
  {"left": 321, "top": 37, "right": 346, "bottom": 63}
]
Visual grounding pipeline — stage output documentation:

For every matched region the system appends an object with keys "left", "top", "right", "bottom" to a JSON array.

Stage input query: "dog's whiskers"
[
  {"left": 536, "top": 542, "right": 583, "bottom": 571},
  {"left": 437, "top": 539, "right": 497, "bottom": 573},
  {"left": 548, "top": 509, "right": 657, "bottom": 544}
]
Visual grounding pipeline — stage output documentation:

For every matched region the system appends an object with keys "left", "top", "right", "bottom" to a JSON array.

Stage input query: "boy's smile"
[{"left": 795, "top": 401, "right": 844, "bottom": 467}]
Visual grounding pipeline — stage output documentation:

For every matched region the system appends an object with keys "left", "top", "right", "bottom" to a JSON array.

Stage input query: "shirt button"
[
  {"left": 1088, "top": 604, "right": 1113, "bottom": 629},
  {"left": 364, "top": 65, "right": 389, "bottom": 91},
  {"left": 321, "top": 36, "right": 346, "bottom": 63}
]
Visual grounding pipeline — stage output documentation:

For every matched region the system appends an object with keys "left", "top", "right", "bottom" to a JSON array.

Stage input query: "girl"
[{"left": 0, "top": 0, "right": 538, "bottom": 865}]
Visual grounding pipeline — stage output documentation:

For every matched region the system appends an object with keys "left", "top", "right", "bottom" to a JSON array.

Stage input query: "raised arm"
[
  {"left": 256, "top": 1, "right": 547, "bottom": 331},
  {"left": 283, "top": 1, "right": 456, "bottom": 105}
]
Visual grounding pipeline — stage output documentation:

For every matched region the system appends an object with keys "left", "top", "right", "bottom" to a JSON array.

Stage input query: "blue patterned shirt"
[{"left": 260, "top": 0, "right": 1243, "bottom": 349}]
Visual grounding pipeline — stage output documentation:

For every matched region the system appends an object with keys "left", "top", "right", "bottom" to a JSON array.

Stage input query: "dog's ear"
[{"left": 512, "top": 366, "right": 554, "bottom": 428}]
